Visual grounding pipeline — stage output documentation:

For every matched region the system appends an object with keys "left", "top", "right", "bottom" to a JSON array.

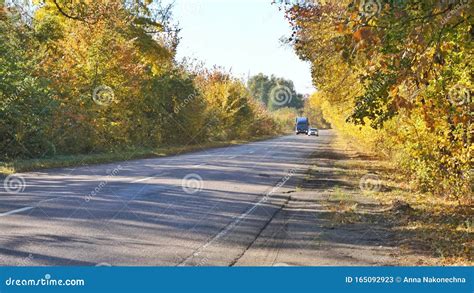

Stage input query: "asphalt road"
[{"left": 0, "top": 133, "right": 325, "bottom": 266}]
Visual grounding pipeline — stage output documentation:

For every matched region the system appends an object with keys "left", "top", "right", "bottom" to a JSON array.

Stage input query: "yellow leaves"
[
  {"left": 336, "top": 23, "right": 347, "bottom": 33},
  {"left": 349, "top": 11, "right": 359, "bottom": 21}
]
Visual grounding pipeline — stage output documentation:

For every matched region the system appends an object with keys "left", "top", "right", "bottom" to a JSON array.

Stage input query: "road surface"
[{"left": 0, "top": 133, "right": 325, "bottom": 266}]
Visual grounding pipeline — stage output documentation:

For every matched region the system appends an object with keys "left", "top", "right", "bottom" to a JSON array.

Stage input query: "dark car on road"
[{"left": 295, "top": 117, "right": 309, "bottom": 134}]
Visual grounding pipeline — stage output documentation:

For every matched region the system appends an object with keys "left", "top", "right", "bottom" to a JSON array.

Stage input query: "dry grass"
[
  {"left": 316, "top": 133, "right": 473, "bottom": 265},
  {"left": 0, "top": 134, "right": 278, "bottom": 175}
]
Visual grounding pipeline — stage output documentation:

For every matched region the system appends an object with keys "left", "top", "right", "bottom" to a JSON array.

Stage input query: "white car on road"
[{"left": 307, "top": 128, "right": 319, "bottom": 136}]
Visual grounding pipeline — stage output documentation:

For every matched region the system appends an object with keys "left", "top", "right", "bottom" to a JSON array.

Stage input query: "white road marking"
[
  {"left": 131, "top": 176, "right": 156, "bottom": 183},
  {"left": 0, "top": 206, "right": 34, "bottom": 217},
  {"left": 39, "top": 196, "right": 67, "bottom": 203},
  {"left": 179, "top": 195, "right": 269, "bottom": 265},
  {"left": 131, "top": 172, "right": 168, "bottom": 183},
  {"left": 1, "top": 173, "right": 171, "bottom": 217}
]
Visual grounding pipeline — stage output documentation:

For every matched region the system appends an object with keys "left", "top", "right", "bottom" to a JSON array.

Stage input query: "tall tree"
[{"left": 247, "top": 74, "right": 304, "bottom": 111}]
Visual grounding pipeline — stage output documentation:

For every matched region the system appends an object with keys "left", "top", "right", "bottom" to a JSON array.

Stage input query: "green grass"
[
  {"left": 329, "top": 187, "right": 353, "bottom": 201},
  {"left": 0, "top": 134, "right": 279, "bottom": 175}
]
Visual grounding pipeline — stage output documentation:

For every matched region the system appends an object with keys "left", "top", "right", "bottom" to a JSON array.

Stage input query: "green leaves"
[
  {"left": 0, "top": 1, "right": 279, "bottom": 161},
  {"left": 349, "top": 72, "right": 398, "bottom": 128},
  {"left": 247, "top": 74, "right": 304, "bottom": 111},
  {"left": 0, "top": 13, "right": 55, "bottom": 159}
]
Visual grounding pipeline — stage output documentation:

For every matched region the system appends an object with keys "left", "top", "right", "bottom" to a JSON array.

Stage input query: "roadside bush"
[{"left": 0, "top": 1, "right": 279, "bottom": 163}]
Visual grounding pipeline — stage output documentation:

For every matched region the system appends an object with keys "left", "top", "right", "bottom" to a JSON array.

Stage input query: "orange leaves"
[
  {"left": 336, "top": 23, "right": 346, "bottom": 33},
  {"left": 390, "top": 86, "right": 399, "bottom": 97},
  {"left": 352, "top": 27, "right": 379, "bottom": 49},
  {"left": 353, "top": 27, "right": 368, "bottom": 42}
]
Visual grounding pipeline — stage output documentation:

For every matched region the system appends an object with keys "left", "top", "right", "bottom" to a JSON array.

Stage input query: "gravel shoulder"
[{"left": 235, "top": 131, "right": 432, "bottom": 266}]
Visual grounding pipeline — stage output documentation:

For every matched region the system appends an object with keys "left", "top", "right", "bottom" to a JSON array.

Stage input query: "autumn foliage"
[
  {"left": 281, "top": 0, "right": 472, "bottom": 200},
  {"left": 0, "top": 0, "right": 278, "bottom": 162}
]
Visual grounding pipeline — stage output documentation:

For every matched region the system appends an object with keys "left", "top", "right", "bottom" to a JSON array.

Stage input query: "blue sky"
[{"left": 171, "top": 0, "right": 315, "bottom": 94}]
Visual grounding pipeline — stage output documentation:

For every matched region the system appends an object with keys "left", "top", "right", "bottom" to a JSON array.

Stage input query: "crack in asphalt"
[
  {"left": 177, "top": 173, "right": 301, "bottom": 267},
  {"left": 228, "top": 195, "right": 293, "bottom": 267}
]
